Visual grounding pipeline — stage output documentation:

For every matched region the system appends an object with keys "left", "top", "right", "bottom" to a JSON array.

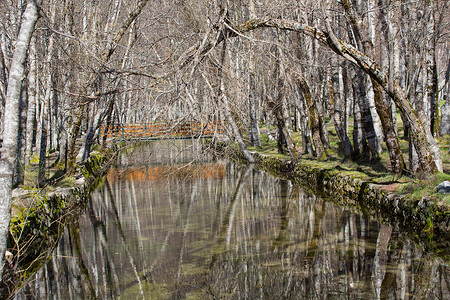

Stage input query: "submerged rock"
[{"left": 437, "top": 181, "right": 450, "bottom": 194}]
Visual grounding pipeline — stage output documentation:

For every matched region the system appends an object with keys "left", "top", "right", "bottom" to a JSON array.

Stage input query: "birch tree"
[
  {"left": 340, "top": 0, "right": 405, "bottom": 172},
  {"left": 234, "top": 15, "right": 443, "bottom": 175},
  {"left": 247, "top": 0, "right": 261, "bottom": 147},
  {"left": 0, "top": 0, "right": 40, "bottom": 280}
]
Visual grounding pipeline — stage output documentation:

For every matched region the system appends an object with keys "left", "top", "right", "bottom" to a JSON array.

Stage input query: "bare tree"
[
  {"left": 234, "top": 14, "right": 442, "bottom": 175},
  {"left": 0, "top": 0, "right": 40, "bottom": 279}
]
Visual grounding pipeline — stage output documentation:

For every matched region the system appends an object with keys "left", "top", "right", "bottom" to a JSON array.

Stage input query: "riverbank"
[
  {"left": 218, "top": 143, "right": 449, "bottom": 258},
  {"left": 1, "top": 146, "right": 119, "bottom": 297},
  {"left": 12, "top": 140, "right": 449, "bottom": 299}
]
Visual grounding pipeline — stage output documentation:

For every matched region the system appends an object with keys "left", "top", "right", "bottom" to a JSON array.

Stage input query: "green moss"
[
  {"left": 6, "top": 148, "right": 117, "bottom": 292},
  {"left": 399, "top": 173, "right": 450, "bottom": 203},
  {"left": 244, "top": 121, "right": 450, "bottom": 204},
  {"left": 220, "top": 130, "right": 449, "bottom": 252},
  {"left": 317, "top": 151, "right": 328, "bottom": 161},
  {"left": 57, "top": 176, "right": 76, "bottom": 188},
  {"left": 29, "top": 155, "right": 39, "bottom": 164}
]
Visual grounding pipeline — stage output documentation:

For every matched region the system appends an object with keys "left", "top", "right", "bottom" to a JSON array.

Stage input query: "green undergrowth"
[
  {"left": 248, "top": 123, "right": 450, "bottom": 205},
  {"left": 399, "top": 173, "right": 450, "bottom": 205},
  {"left": 21, "top": 144, "right": 112, "bottom": 193},
  {"left": 5, "top": 146, "right": 117, "bottom": 294}
]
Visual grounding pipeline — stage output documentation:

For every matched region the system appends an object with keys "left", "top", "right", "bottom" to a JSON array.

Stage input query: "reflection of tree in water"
[
  {"left": 15, "top": 162, "right": 449, "bottom": 299},
  {"left": 107, "top": 163, "right": 226, "bottom": 183},
  {"left": 116, "top": 140, "right": 211, "bottom": 168}
]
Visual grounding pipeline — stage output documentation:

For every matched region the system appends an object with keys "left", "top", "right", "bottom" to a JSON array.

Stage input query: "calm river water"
[{"left": 15, "top": 141, "right": 449, "bottom": 299}]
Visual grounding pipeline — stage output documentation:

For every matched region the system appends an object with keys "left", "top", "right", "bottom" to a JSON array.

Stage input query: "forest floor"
[
  {"left": 14, "top": 140, "right": 91, "bottom": 198},
  {"left": 249, "top": 119, "right": 450, "bottom": 207}
]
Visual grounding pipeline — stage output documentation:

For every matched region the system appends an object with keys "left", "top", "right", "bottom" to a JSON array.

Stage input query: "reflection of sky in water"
[{"left": 15, "top": 143, "right": 449, "bottom": 299}]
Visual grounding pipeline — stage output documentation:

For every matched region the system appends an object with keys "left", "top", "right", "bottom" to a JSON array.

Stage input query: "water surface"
[{"left": 16, "top": 142, "right": 449, "bottom": 299}]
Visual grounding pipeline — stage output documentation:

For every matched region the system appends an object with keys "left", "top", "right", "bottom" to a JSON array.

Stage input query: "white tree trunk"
[
  {"left": 0, "top": 0, "right": 39, "bottom": 279},
  {"left": 387, "top": 8, "right": 399, "bottom": 136},
  {"left": 237, "top": 16, "right": 442, "bottom": 174},
  {"left": 366, "top": 77, "right": 384, "bottom": 154},
  {"left": 38, "top": 0, "right": 56, "bottom": 187},
  {"left": 366, "top": 0, "right": 383, "bottom": 153},
  {"left": 25, "top": 36, "right": 37, "bottom": 164}
]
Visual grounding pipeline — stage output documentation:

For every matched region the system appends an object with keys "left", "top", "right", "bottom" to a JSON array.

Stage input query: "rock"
[
  {"left": 55, "top": 188, "right": 73, "bottom": 197},
  {"left": 75, "top": 177, "right": 85, "bottom": 185},
  {"left": 437, "top": 181, "right": 450, "bottom": 194},
  {"left": 12, "top": 188, "right": 36, "bottom": 199},
  {"left": 12, "top": 188, "right": 30, "bottom": 198},
  {"left": 4, "top": 250, "right": 13, "bottom": 265}
]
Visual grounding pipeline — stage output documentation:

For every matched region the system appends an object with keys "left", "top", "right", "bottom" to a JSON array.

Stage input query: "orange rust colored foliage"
[{"left": 107, "top": 163, "right": 226, "bottom": 183}]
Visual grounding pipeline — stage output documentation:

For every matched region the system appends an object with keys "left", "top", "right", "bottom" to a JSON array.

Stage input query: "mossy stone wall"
[
  {"left": 2, "top": 149, "right": 115, "bottom": 294},
  {"left": 223, "top": 145, "right": 449, "bottom": 252}
]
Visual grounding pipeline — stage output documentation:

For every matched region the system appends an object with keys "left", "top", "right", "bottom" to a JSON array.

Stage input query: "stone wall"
[
  {"left": 223, "top": 144, "right": 449, "bottom": 253},
  {"left": 1, "top": 149, "right": 116, "bottom": 295}
]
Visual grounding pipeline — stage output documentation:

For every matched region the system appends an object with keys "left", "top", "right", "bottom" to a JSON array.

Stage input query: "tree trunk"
[
  {"left": 269, "top": 43, "right": 289, "bottom": 156},
  {"left": 268, "top": 95, "right": 296, "bottom": 160},
  {"left": 37, "top": 96, "right": 48, "bottom": 187},
  {"left": 367, "top": 0, "right": 384, "bottom": 154},
  {"left": 440, "top": 56, "right": 450, "bottom": 137},
  {"left": 38, "top": 0, "right": 56, "bottom": 187},
  {"left": 441, "top": 58, "right": 450, "bottom": 139},
  {"left": 352, "top": 86, "right": 366, "bottom": 157},
  {"left": 25, "top": 36, "right": 37, "bottom": 165},
  {"left": 366, "top": 77, "right": 384, "bottom": 154},
  {"left": 247, "top": 0, "right": 260, "bottom": 147},
  {"left": 369, "top": 1, "right": 405, "bottom": 173},
  {"left": 274, "top": 108, "right": 286, "bottom": 154},
  {"left": 215, "top": 38, "right": 254, "bottom": 163},
  {"left": 248, "top": 72, "right": 260, "bottom": 147},
  {"left": 317, "top": 81, "right": 330, "bottom": 150},
  {"left": 0, "top": 0, "right": 39, "bottom": 280},
  {"left": 355, "top": 65, "right": 380, "bottom": 161},
  {"left": 372, "top": 81, "right": 406, "bottom": 173},
  {"left": 0, "top": 39, "right": 7, "bottom": 122},
  {"left": 57, "top": 0, "right": 74, "bottom": 170},
  {"left": 280, "top": 98, "right": 297, "bottom": 160},
  {"left": 342, "top": 61, "right": 352, "bottom": 135},
  {"left": 331, "top": 61, "right": 353, "bottom": 158},
  {"left": 13, "top": 78, "right": 28, "bottom": 187},
  {"left": 386, "top": 3, "right": 400, "bottom": 137},
  {"left": 66, "top": 108, "right": 83, "bottom": 174},
  {"left": 236, "top": 16, "right": 442, "bottom": 174},
  {"left": 425, "top": 2, "right": 439, "bottom": 137},
  {"left": 296, "top": 95, "right": 314, "bottom": 156},
  {"left": 82, "top": 97, "right": 114, "bottom": 161},
  {"left": 297, "top": 73, "right": 326, "bottom": 160},
  {"left": 50, "top": 73, "right": 59, "bottom": 151},
  {"left": 222, "top": 91, "right": 255, "bottom": 163}
]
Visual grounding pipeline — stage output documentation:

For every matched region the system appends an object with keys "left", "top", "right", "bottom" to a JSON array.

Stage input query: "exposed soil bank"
[
  {"left": 0, "top": 148, "right": 117, "bottom": 298},
  {"left": 221, "top": 144, "right": 449, "bottom": 257}
]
